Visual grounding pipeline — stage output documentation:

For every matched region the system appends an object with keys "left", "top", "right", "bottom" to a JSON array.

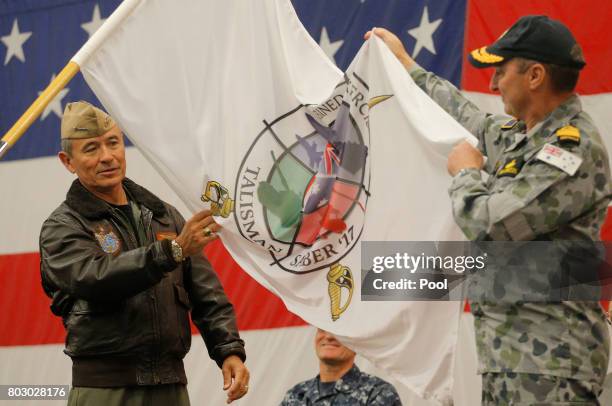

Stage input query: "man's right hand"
[
  {"left": 364, "top": 28, "right": 416, "bottom": 70},
  {"left": 174, "top": 209, "right": 220, "bottom": 257}
]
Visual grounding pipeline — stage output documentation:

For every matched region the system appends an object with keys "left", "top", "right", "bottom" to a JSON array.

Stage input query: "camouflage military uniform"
[
  {"left": 408, "top": 65, "right": 611, "bottom": 404},
  {"left": 481, "top": 372, "right": 601, "bottom": 405},
  {"left": 280, "top": 365, "right": 402, "bottom": 405}
]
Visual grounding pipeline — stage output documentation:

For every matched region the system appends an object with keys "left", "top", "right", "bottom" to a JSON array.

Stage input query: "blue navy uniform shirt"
[{"left": 280, "top": 365, "right": 402, "bottom": 405}]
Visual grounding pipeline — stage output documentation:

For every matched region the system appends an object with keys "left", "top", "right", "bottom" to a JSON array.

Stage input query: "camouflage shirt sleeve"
[
  {"left": 408, "top": 65, "right": 510, "bottom": 162},
  {"left": 279, "top": 392, "right": 294, "bottom": 406},
  {"left": 448, "top": 141, "right": 604, "bottom": 241},
  {"left": 367, "top": 381, "right": 402, "bottom": 405}
]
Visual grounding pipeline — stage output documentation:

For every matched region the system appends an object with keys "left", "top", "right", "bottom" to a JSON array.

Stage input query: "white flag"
[{"left": 81, "top": 0, "right": 477, "bottom": 402}]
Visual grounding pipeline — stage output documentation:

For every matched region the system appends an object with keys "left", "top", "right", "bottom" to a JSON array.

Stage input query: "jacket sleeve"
[
  {"left": 170, "top": 207, "right": 246, "bottom": 367},
  {"left": 408, "top": 65, "right": 510, "bottom": 163},
  {"left": 448, "top": 143, "right": 604, "bottom": 241},
  {"left": 40, "top": 213, "right": 176, "bottom": 304}
]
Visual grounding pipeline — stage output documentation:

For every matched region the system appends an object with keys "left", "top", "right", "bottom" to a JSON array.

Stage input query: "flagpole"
[{"left": 0, "top": 0, "right": 143, "bottom": 161}]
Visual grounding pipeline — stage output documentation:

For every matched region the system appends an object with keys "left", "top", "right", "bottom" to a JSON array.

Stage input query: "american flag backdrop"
[{"left": 1, "top": 1, "right": 611, "bottom": 405}]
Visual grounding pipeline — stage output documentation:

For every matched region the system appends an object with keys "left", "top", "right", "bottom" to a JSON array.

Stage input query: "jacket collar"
[
  {"left": 65, "top": 177, "right": 167, "bottom": 220},
  {"left": 531, "top": 94, "right": 583, "bottom": 140},
  {"left": 331, "top": 364, "right": 361, "bottom": 393},
  {"left": 306, "top": 364, "right": 361, "bottom": 401},
  {"left": 503, "top": 95, "right": 582, "bottom": 154}
]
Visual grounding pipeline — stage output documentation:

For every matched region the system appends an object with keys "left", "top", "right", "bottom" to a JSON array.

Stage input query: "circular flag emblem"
[{"left": 234, "top": 101, "right": 369, "bottom": 274}]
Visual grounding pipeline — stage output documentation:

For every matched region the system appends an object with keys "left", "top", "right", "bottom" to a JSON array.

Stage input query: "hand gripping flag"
[{"left": 80, "top": 0, "right": 477, "bottom": 402}]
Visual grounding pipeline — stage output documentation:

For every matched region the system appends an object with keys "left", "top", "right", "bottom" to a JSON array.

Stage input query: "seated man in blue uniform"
[{"left": 281, "top": 329, "right": 402, "bottom": 405}]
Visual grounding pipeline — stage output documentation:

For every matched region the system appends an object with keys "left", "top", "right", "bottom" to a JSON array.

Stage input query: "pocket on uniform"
[{"left": 65, "top": 301, "right": 126, "bottom": 356}]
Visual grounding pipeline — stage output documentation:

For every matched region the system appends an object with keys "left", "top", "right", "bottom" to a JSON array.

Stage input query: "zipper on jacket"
[
  {"left": 109, "top": 214, "right": 138, "bottom": 250},
  {"left": 150, "top": 283, "right": 161, "bottom": 384},
  {"left": 139, "top": 206, "right": 162, "bottom": 383},
  {"left": 110, "top": 206, "right": 163, "bottom": 383},
  {"left": 141, "top": 208, "right": 154, "bottom": 243}
]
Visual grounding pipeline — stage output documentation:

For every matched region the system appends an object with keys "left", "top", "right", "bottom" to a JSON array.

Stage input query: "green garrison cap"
[
  {"left": 61, "top": 101, "right": 116, "bottom": 140},
  {"left": 468, "top": 15, "right": 586, "bottom": 70}
]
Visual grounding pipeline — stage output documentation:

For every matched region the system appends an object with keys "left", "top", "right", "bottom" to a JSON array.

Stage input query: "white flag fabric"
[{"left": 81, "top": 0, "right": 477, "bottom": 402}]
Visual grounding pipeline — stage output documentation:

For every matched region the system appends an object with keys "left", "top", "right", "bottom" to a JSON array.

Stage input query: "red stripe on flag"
[
  {"left": 6, "top": 222, "right": 612, "bottom": 346},
  {"left": 0, "top": 243, "right": 305, "bottom": 347},
  {"left": 0, "top": 253, "right": 65, "bottom": 346},
  {"left": 462, "top": 0, "right": 612, "bottom": 95},
  {"left": 204, "top": 240, "right": 306, "bottom": 331},
  {"left": 601, "top": 207, "right": 612, "bottom": 241}
]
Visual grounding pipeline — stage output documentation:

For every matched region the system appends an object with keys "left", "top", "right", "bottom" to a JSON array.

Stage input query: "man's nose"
[
  {"left": 99, "top": 145, "right": 114, "bottom": 162},
  {"left": 489, "top": 73, "right": 499, "bottom": 92}
]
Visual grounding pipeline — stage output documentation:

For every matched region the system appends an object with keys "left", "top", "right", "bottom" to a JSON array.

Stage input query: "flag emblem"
[
  {"left": 234, "top": 75, "right": 380, "bottom": 274},
  {"left": 327, "top": 263, "right": 354, "bottom": 321},
  {"left": 201, "top": 180, "right": 235, "bottom": 218}
]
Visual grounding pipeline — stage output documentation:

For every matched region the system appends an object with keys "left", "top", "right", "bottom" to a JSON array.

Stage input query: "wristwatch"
[
  {"left": 455, "top": 168, "right": 476, "bottom": 178},
  {"left": 170, "top": 239, "right": 184, "bottom": 263}
]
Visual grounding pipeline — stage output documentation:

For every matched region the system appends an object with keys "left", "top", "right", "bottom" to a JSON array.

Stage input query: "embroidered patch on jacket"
[
  {"left": 536, "top": 143, "right": 583, "bottom": 176},
  {"left": 555, "top": 125, "right": 580, "bottom": 146},
  {"left": 156, "top": 232, "right": 177, "bottom": 241},
  {"left": 501, "top": 119, "right": 518, "bottom": 130},
  {"left": 497, "top": 157, "right": 524, "bottom": 177},
  {"left": 94, "top": 224, "right": 121, "bottom": 254}
]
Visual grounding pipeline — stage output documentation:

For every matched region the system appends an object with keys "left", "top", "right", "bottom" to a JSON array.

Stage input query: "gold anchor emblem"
[
  {"left": 201, "top": 181, "right": 234, "bottom": 218},
  {"left": 327, "top": 263, "right": 354, "bottom": 321}
]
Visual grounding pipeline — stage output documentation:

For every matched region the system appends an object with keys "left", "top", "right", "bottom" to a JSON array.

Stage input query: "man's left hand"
[
  {"left": 447, "top": 141, "right": 484, "bottom": 176},
  {"left": 222, "top": 355, "right": 250, "bottom": 404}
]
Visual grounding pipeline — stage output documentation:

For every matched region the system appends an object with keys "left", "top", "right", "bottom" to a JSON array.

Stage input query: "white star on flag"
[
  {"left": 39, "top": 75, "right": 70, "bottom": 121},
  {"left": 1, "top": 19, "right": 33, "bottom": 66},
  {"left": 318, "top": 26, "right": 343, "bottom": 63},
  {"left": 407, "top": 6, "right": 442, "bottom": 58},
  {"left": 81, "top": 4, "right": 107, "bottom": 38}
]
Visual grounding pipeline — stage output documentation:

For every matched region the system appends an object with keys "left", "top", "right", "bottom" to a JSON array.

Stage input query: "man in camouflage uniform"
[
  {"left": 280, "top": 329, "right": 401, "bottom": 405},
  {"left": 367, "top": 15, "right": 611, "bottom": 405}
]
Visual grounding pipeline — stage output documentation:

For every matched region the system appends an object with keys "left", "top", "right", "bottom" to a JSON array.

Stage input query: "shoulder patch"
[
  {"left": 536, "top": 143, "right": 583, "bottom": 176},
  {"left": 501, "top": 119, "right": 518, "bottom": 130},
  {"left": 555, "top": 125, "right": 580, "bottom": 146}
]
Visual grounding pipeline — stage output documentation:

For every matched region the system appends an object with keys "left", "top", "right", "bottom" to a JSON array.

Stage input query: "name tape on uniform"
[{"left": 536, "top": 143, "right": 582, "bottom": 176}]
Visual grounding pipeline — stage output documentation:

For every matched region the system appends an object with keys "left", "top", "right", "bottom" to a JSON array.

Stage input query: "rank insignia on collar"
[
  {"left": 497, "top": 157, "right": 523, "bottom": 177},
  {"left": 555, "top": 125, "right": 580, "bottom": 146},
  {"left": 501, "top": 119, "right": 518, "bottom": 130},
  {"left": 94, "top": 224, "right": 121, "bottom": 254}
]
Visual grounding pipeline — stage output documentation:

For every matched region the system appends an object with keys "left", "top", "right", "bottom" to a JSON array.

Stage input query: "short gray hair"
[
  {"left": 516, "top": 57, "right": 580, "bottom": 93},
  {"left": 60, "top": 138, "right": 73, "bottom": 157}
]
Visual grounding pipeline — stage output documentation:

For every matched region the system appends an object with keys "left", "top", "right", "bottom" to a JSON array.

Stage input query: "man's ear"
[
  {"left": 58, "top": 151, "right": 76, "bottom": 174},
  {"left": 528, "top": 63, "right": 546, "bottom": 91}
]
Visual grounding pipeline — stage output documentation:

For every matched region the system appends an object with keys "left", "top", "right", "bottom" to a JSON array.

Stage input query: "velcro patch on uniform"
[
  {"left": 536, "top": 143, "right": 583, "bottom": 176},
  {"left": 156, "top": 232, "right": 177, "bottom": 241},
  {"left": 501, "top": 119, "right": 518, "bottom": 130},
  {"left": 497, "top": 157, "right": 523, "bottom": 177},
  {"left": 555, "top": 125, "right": 580, "bottom": 146}
]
